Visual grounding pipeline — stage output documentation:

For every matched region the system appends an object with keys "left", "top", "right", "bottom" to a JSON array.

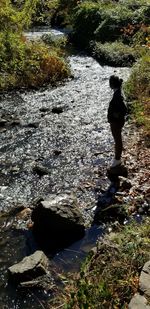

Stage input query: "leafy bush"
[
  {"left": 0, "top": 39, "right": 70, "bottom": 90},
  {"left": 94, "top": 6, "right": 134, "bottom": 43},
  {"left": 125, "top": 54, "right": 150, "bottom": 100},
  {"left": 41, "top": 33, "right": 68, "bottom": 49},
  {"left": 124, "top": 54, "right": 150, "bottom": 133},
  {"left": 0, "top": 1, "right": 70, "bottom": 90},
  {"left": 51, "top": 0, "right": 78, "bottom": 27},
  {"left": 72, "top": 1, "right": 104, "bottom": 48},
  {"left": 31, "top": 0, "right": 59, "bottom": 26},
  {"left": 92, "top": 41, "right": 136, "bottom": 66}
]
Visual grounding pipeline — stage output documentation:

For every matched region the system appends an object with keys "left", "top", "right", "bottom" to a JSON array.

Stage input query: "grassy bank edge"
[{"left": 52, "top": 218, "right": 150, "bottom": 308}]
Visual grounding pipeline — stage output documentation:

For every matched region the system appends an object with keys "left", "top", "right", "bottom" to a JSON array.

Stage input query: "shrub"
[
  {"left": 0, "top": 1, "right": 70, "bottom": 91},
  {"left": 41, "top": 33, "right": 68, "bottom": 49},
  {"left": 0, "top": 39, "right": 70, "bottom": 90},
  {"left": 51, "top": 0, "right": 79, "bottom": 27},
  {"left": 92, "top": 41, "right": 136, "bottom": 66},
  {"left": 124, "top": 54, "right": 150, "bottom": 133},
  {"left": 94, "top": 6, "right": 134, "bottom": 43},
  {"left": 72, "top": 1, "right": 104, "bottom": 48},
  {"left": 31, "top": 0, "right": 59, "bottom": 26},
  {"left": 125, "top": 54, "right": 150, "bottom": 100}
]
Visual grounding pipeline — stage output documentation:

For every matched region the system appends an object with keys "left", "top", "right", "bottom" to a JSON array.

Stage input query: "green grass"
[{"left": 62, "top": 218, "right": 150, "bottom": 309}]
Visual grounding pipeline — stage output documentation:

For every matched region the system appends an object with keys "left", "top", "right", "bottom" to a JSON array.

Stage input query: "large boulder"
[
  {"left": 31, "top": 194, "right": 85, "bottom": 252},
  {"left": 8, "top": 250, "right": 49, "bottom": 283}
]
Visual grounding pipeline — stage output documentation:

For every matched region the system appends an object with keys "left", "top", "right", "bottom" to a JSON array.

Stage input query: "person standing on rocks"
[{"left": 108, "top": 75, "right": 127, "bottom": 167}]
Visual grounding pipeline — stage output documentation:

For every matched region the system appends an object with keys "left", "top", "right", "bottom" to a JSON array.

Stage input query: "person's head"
[{"left": 109, "top": 75, "right": 123, "bottom": 90}]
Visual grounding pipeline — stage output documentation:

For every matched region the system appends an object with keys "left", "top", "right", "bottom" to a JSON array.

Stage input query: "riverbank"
[{"left": 50, "top": 124, "right": 150, "bottom": 308}]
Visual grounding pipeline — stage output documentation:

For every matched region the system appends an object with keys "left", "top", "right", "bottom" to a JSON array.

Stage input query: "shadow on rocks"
[{"left": 94, "top": 165, "right": 128, "bottom": 224}]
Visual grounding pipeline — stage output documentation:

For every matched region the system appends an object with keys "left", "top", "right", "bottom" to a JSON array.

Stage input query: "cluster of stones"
[{"left": 8, "top": 193, "right": 85, "bottom": 288}]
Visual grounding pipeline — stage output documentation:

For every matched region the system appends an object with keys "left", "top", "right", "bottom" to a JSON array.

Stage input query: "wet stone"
[
  {"left": 39, "top": 107, "right": 50, "bottom": 112},
  {"left": 32, "top": 163, "right": 51, "bottom": 177},
  {"left": 31, "top": 193, "right": 85, "bottom": 252},
  {"left": 51, "top": 106, "right": 63, "bottom": 114},
  {"left": 53, "top": 149, "right": 62, "bottom": 156},
  {"left": 26, "top": 122, "right": 39, "bottom": 128},
  {"left": 9, "top": 119, "right": 20, "bottom": 126},
  {"left": 8, "top": 250, "right": 49, "bottom": 283},
  {"left": 0, "top": 118, "right": 7, "bottom": 127}
]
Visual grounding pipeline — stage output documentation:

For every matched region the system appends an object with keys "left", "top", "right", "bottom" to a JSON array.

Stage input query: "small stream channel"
[{"left": 0, "top": 28, "right": 130, "bottom": 308}]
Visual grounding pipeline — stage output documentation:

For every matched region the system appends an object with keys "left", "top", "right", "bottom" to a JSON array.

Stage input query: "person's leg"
[{"left": 110, "top": 122, "right": 123, "bottom": 160}]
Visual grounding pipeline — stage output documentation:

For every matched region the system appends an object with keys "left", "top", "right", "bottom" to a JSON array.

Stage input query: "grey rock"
[
  {"left": 0, "top": 118, "right": 7, "bottom": 127},
  {"left": 32, "top": 163, "right": 51, "bottom": 177},
  {"left": 39, "top": 107, "right": 50, "bottom": 112},
  {"left": 51, "top": 106, "right": 63, "bottom": 114},
  {"left": 53, "top": 149, "right": 62, "bottom": 156},
  {"left": 129, "top": 294, "right": 150, "bottom": 309},
  {"left": 139, "top": 261, "right": 150, "bottom": 296},
  {"left": 8, "top": 250, "right": 49, "bottom": 283},
  {"left": 27, "top": 122, "right": 39, "bottom": 128},
  {"left": 31, "top": 193, "right": 85, "bottom": 252}
]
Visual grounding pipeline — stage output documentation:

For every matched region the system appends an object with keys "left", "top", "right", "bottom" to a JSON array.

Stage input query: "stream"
[{"left": 0, "top": 28, "right": 130, "bottom": 308}]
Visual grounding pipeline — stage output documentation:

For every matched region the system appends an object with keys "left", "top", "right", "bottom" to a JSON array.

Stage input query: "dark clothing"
[
  {"left": 110, "top": 122, "right": 124, "bottom": 160},
  {"left": 108, "top": 89, "right": 127, "bottom": 160},
  {"left": 107, "top": 89, "right": 127, "bottom": 123}
]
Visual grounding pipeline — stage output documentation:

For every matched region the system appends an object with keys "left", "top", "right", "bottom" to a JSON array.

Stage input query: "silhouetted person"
[{"left": 108, "top": 75, "right": 127, "bottom": 167}]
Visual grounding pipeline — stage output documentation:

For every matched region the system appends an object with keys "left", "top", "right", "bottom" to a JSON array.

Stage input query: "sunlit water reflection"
[{"left": 0, "top": 28, "right": 130, "bottom": 308}]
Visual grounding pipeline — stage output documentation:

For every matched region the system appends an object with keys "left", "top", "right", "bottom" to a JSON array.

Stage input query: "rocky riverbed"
[
  {"left": 0, "top": 56, "right": 130, "bottom": 214},
  {"left": 0, "top": 28, "right": 132, "bottom": 308}
]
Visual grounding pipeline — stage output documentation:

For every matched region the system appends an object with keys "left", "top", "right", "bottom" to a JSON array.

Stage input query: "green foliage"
[
  {"left": 125, "top": 54, "right": 150, "bottom": 100},
  {"left": 0, "top": 38, "right": 70, "bottom": 90},
  {"left": 30, "top": 0, "right": 59, "bottom": 26},
  {"left": 124, "top": 54, "right": 150, "bottom": 133},
  {"left": 92, "top": 41, "right": 136, "bottom": 67},
  {"left": 94, "top": 5, "right": 134, "bottom": 43},
  {"left": 51, "top": 0, "right": 78, "bottom": 27},
  {"left": 72, "top": 1, "right": 150, "bottom": 48},
  {"left": 0, "top": 0, "right": 70, "bottom": 90},
  {"left": 65, "top": 218, "right": 150, "bottom": 308},
  {"left": 72, "top": 1, "right": 104, "bottom": 48},
  {"left": 122, "top": 0, "right": 150, "bottom": 10},
  {"left": 41, "top": 33, "right": 68, "bottom": 49},
  {"left": 0, "top": 0, "right": 39, "bottom": 31}
]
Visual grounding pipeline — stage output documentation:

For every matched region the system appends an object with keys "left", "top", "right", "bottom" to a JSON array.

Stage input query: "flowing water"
[{"left": 0, "top": 28, "right": 130, "bottom": 308}]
